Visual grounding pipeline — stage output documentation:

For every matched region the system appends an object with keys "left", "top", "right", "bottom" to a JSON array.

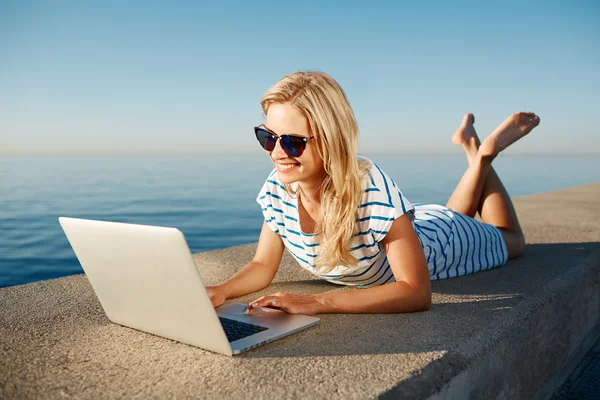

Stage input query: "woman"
[{"left": 206, "top": 71, "right": 540, "bottom": 315}]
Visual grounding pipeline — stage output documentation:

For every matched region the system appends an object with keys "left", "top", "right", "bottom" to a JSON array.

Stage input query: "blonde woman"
[{"left": 206, "top": 71, "right": 540, "bottom": 315}]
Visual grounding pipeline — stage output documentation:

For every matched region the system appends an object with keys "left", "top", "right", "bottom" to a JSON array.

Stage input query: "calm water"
[{"left": 1, "top": 154, "right": 598, "bottom": 288}]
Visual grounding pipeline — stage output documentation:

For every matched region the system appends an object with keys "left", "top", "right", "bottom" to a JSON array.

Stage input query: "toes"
[
  {"left": 523, "top": 112, "right": 540, "bottom": 127},
  {"left": 517, "top": 111, "right": 538, "bottom": 124},
  {"left": 525, "top": 112, "right": 539, "bottom": 124},
  {"left": 463, "top": 113, "right": 475, "bottom": 125}
]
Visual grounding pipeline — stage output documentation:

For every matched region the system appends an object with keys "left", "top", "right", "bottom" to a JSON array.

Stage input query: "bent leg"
[
  {"left": 455, "top": 138, "right": 524, "bottom": 259},
  {"left": 446, "top": 113, "right": 540, "bottom": 259},
  {"left": 446, "top": 114, "right": 491, "bottom": 219}
]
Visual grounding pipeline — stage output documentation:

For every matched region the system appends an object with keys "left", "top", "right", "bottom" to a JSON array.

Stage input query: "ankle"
[
  {"left": 462, "top": 136, "right": 478, "bottom": 152},
  {"left": 468, "top": 151, "right": 495, "bottom": 167},
  {"left": 462, "top": 140, "right": 479, "bottom": 165},
  {"left": 474, "top": 151, "right": 495, "bottom": 165}
]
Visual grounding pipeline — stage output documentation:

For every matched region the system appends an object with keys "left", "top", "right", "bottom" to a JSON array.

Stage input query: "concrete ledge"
[{"left": 1, "top": 183, "right": 599, "bottom": 399}]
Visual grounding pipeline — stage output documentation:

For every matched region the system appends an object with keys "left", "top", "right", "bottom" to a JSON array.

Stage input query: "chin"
[{"left": 276, "top": 171, "right": 299, "bottom": 184}]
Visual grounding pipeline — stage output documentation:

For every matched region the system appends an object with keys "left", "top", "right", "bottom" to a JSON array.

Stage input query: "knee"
[
  {"left": 516, "top": 232, "right": 525, "bottom": 255},
  {"left": 502, "top": 229, "right": 525, "bottom": 259},
  {"left": 511, "top": 232, "right": 525, "bottom": 259}
]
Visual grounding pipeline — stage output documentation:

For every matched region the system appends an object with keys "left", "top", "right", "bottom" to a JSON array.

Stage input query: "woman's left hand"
[{"left": 245, "top": 292, "right": 324, "bottom": 316}]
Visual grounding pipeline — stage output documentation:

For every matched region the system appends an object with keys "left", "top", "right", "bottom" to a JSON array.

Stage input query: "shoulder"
[
  {"left": 259, "top": 168, "right": 286, "bottom": 195},
  {"left": 357, "top": 155, "right": 397, "bottom": 202},
  {"left": 256, "top": 169, "right": 299, "bottom": 235},
  {"left": 356, "top": 156, "right": 415, "bottom": 229},
  {"left": 256, "top": 169, "right": 297, "bottom": 210}
]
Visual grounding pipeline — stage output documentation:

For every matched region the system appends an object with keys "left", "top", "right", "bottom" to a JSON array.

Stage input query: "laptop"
[{"left": 58, "top": 217, "right": 320, "bottom": 356}]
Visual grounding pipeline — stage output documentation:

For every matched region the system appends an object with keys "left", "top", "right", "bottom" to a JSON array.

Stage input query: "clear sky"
[{"left": 1, "top": 0, "right": 599, "bottom": 155}]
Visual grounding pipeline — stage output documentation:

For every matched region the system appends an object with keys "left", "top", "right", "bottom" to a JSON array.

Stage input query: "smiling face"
[{"left": 264, "top": 102, "right": 326, "bottom": 187}]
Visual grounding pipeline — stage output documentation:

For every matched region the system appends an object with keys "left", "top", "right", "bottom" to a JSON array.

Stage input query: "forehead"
[{"left": 265, "top": 103, "right": 310, "bottom": 136}]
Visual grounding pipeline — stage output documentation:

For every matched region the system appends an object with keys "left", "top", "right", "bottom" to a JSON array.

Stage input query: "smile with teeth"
[{"left": 276, "top": 161, "right": 300, "bottom": 171}]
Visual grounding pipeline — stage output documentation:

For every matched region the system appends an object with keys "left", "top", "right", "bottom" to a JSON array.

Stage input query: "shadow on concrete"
[{"left": 241, "top": 242, "right": 599, "bottom": 359}]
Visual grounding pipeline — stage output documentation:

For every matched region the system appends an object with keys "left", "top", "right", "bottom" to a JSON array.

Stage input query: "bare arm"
[
  {"left": 316, "top": 213, "right": 431, "bottom": 313},
  {"left": 247, "top": 213, "right": 431, "bottom": 314},
  {"left": 209, "top": 221, "right": 284, "bottom": 301}
]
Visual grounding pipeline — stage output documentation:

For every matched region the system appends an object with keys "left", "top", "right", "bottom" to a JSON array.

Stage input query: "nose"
[{"left": 270, "top": 137, "right": 288, "bottom": 159}]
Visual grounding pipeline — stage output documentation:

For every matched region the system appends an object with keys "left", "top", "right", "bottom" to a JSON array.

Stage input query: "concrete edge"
[
  {"left": 532, "top": 321, "right": 600, "bottom": 400},
  {"left": 378, "top": 249, "right": 600, "bottom": 399},
  {"left": 432, "top": 250, "right": 600, "bottom": 399}
]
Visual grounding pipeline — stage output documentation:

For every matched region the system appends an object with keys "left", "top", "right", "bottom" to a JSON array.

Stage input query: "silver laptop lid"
[{"left": 58, "top": 217, "right": 233, "bottom": 356}]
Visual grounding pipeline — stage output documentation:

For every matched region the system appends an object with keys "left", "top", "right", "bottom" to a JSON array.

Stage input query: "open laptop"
[{"left": 58, "top": 217, "right": 320, "bottom": 356}]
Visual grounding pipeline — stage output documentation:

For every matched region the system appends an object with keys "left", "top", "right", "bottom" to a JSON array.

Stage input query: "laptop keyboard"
[{"left": 219, "top": 317, "right": 269, "bottom": 343}]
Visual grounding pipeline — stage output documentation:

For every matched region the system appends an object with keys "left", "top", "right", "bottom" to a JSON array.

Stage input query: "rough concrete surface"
[
  {"left": 1, "top": 183, "right": 599, "bottom": 399},
  {"left": 551, "top": 333, "right": 600, "bottom": 400}
]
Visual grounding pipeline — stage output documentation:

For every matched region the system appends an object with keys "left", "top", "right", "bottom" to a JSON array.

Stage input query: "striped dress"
[{"left": 256, "top": 156, "right": 508, "bottom": 287}]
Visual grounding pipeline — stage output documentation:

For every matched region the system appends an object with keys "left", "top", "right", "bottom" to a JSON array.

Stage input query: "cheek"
[
  {"left": 305, "top": 146, "right": 324, "bottom": 168},
  {"left": 313, "top": 154, "right": 325, "bottom": 173}
]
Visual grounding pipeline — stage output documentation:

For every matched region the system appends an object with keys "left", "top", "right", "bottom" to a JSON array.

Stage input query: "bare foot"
[
  {"left": 452, "top": 113, "right": 481, "bottom": 147},
  {"left": 479, "top": 112, "right": 541, "bottom": 158}
]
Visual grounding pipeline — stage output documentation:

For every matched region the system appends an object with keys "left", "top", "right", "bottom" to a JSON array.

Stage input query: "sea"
[{"left": 1, "top": 154, "right": 599, "bottom": 288}]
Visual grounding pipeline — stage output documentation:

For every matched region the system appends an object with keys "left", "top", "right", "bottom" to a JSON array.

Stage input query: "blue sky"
[{"left": 1, "top": 0, "right": 599, "bottom": 155}]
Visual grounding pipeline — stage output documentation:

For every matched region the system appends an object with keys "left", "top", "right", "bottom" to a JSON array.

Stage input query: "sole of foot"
[{"left": 479, "top": 112, "right": 541, "bottom": 158}]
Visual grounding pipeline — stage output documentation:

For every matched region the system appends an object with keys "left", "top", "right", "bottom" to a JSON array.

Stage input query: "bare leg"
[
  {"left": 445, "top": 112, "right": 541, "bottom": 258},
  {"left": 445, "top": 114, "right": 489, "bottom": 218}
]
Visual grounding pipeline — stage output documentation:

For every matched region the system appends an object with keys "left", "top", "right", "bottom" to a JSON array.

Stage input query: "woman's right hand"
[{"left": 206, "top": 286, "right": 227, "bottom": 308}]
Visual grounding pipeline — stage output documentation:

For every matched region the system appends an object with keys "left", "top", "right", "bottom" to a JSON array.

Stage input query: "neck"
[{"left": 297, "top": 174, "right": 327, "bottom": 205}]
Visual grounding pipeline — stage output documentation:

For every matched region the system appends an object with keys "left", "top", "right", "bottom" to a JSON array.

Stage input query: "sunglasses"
[{"left": 254, "top": 125, "right": 315, "bottom": 158}]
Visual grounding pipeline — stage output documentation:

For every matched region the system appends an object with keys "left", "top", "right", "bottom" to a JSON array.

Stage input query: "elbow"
[
  {"left": 418, "top": 276, "right": 433, "bottom": 311},
  {"left": 419, "top": 292, "right": 432, "bottom": 312},
  {"left": 413, "top": 284, "right": 432, "bottom": 312},
  {"left": 392, "top": 281, "right": 431, "bottom": 313}
]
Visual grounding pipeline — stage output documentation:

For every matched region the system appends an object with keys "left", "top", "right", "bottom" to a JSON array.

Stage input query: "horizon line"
[{"left": 2, "top": 151, "right": 600, "bottom": 157}]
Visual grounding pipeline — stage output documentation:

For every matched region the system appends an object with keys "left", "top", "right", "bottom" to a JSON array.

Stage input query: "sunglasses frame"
[{"left": 254, "top": 124, "right": 315, "bottom": 158}]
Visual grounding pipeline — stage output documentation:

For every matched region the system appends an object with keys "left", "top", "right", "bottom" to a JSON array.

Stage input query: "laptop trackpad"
[{"left": 217, "top": 301, "right": 288, "bottom": 325}]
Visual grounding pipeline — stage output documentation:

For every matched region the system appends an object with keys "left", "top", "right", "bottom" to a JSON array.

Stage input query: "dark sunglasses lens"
[
  {"left": 281, "top": 136, "right": 306, "bottom": 157},
  {"left": 256, "top": 129, "right": 275, "bottom": 151}
]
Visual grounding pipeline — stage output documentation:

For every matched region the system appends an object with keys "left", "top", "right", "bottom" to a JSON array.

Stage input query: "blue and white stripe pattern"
[
  {"left": 256, "top": 156, "right": 508, "bottom": 287},
  {"left": 411, "top": 204, "right": 508, "bottom": 280}
]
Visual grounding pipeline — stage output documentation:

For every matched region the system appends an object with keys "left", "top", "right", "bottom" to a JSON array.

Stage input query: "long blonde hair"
[{"left": 260, "top": 71, "right": 369, "bottom": 273}]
